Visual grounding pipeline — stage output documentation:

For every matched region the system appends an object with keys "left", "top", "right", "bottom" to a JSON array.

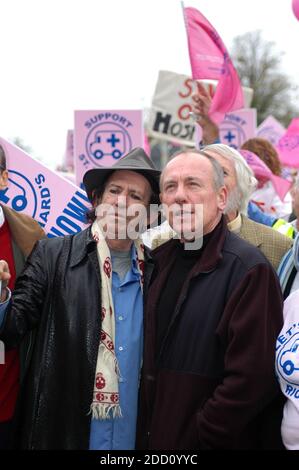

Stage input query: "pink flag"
[
  {"left": 143, "top": 131, "right": 151, "bottom": 156},
  {"left": 240, "top": 149, "right": 291, "bottom": 201},
  {"left": 276, "top": 118, "right": 299, "bottom": 168},
  {"left": 183, "top": 6, "right": 244, "bottom": 123}
]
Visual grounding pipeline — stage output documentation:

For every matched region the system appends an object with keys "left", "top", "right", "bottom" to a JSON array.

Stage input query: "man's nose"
[
  {"left": 116, "top": 195, "right": 127, "bottom": 207},
  {"left": 174, "top": 185, "right": 188, "bottom": 204}
]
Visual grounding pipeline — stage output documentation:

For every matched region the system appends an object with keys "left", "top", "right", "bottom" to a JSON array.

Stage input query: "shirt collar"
[{"left": 227, "top": 212, "right": 242, "bottom": 233}]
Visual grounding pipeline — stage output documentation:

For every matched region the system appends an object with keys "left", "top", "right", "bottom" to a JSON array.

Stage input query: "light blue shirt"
[{"left": 89, "top": 244, "right": 143, "bottom": 450}]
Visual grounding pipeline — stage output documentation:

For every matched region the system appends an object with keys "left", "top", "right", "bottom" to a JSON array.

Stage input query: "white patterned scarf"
[{"left": 90, "top": 220, "right": 145, "bottom": 419}]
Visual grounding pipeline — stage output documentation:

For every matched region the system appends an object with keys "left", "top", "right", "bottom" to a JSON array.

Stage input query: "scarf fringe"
[
  {"left": 90, "top": 403, "right": 123, "bottom": 420},
  {"left": 102, "top": 346, "right": 122, "bottom": 378}
]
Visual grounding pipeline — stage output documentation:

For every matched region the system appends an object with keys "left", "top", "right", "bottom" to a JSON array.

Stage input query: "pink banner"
[
  {"left": 74, "top": 110, "right": 144, "bottom": 188},
  {"left": 256, "top": 116, "right": 285, "bottom": 146},
  {"left": 196, "top": 109, "right": 256, "bottom": 149},
  {"left": 0, "top": 137, "right": 89, "bottom": 237},
  {"left": 183, "top": 6, "right": 244, "bottom": 123},
  {"left": 240, "top": 149, "right": 291, "bottom": 201},
  {"left": 276, "top": 118, "right": 299, "bottom": 168},
  {"left": 63, "top": 129, "right": 74, "bottom": 171}
]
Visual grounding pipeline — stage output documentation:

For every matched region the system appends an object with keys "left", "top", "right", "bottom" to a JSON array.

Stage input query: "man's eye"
[
  {"left": 109, "top": 188, "right": 118, "bottom": 194},
  {"left": 131, "top": 194, "right": 142, "bottom": 200},
  {"left": 223, "top": 170, "right": 229, "bottom": 176}
]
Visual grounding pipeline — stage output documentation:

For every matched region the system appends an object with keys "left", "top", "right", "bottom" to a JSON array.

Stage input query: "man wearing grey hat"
[{"left": 0, "top": 147, "right": 160, "bottom": 450}]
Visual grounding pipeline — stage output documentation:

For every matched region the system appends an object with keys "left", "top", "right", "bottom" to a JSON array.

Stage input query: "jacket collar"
[
  {"left": 69, "top": 226, "right": 96, "bottom": 267},
  {"left": 152, "top": 215, "right": 228, "bottom": 274},
  {"left": 1, "top": 204, "right": 45, "bottom": 256}
]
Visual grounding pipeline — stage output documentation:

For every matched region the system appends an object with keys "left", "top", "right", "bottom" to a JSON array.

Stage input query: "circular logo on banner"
[
  {"left": 220, "top": 123, "right": 246, "bottom": 149},
  {"left": 277, "top": 135, "right": 299, "bottom": 152},
  {"left": 85, "top": 121, "right": 132, "bottom": 166},
  {"left": 7, "top": 170, "right": 38, "bottom": 218},
  {"left": 276, "top": 332, "right": 299, "bottom": 386}
]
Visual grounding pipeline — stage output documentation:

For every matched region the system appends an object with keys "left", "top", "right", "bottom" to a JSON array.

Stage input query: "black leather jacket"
[{"left": 0, "top": 227, "right": 153, "bottom": 449}]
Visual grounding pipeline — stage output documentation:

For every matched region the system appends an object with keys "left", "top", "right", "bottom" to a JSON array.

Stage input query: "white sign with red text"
[{"left": 148, "top": 70, "right": 253, "bottom": 146}]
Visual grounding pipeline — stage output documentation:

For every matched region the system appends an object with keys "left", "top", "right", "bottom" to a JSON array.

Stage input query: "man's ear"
[
  {"left": 217, "top": 185, "right": 227, "bottom": 212},
  {"left": 0, "top": 170, "right": 8, "bottom": 190}
]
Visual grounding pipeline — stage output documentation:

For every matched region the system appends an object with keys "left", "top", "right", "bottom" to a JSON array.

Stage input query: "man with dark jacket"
[
  {"left": 0, "top": 147, "right": 160, "bottom": 450},
  {"left": 137, "top": 149, "right": 284, "bottom": 450},
  {"left": 0, "top": 144, "right": 45, "bottom": 449}
]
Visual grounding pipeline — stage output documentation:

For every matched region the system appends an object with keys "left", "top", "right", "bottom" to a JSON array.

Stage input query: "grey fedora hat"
[{"left": 83, "top": 147, "right": 161, "bottom": 202}]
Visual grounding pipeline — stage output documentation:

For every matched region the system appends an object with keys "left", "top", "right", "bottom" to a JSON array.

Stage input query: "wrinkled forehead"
[{"left": 163, "top": 153, "right": 214, "bottom": 183}]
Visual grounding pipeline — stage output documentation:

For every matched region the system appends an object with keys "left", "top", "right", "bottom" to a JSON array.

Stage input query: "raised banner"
[
  {"left": 195, "top": 108, "right": 257, "bottom": 149},
  {"left": 148, "top": 70, "right": 253, "bottom": 146},
  {"left": 183, "top": 6, "right": 244, "bottom": 123},
  {"left": 276, "top": 118, "right": 299, "bottom": 168},
  {"left": 148, "top": 70, "right": 198, "bottom": 146},
  {"left": 256, "top": 116, "right": 285, "bottom": 146},
  {"left": 0, "top": 137, "right": 89, "bottom": 238},
  {"left": 74, "top": 110, "right": 143, "bottom": 188}
]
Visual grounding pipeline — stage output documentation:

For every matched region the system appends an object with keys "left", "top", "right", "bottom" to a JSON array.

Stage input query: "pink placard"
[
  {"left": 0, "top": 137, "right": 89, "bottom": 237},
  {"left": 256, "top": 116, "right": 285, "bottom": 146},
  {"left": 196, "top": 109, "right": 256, "bottom": 148},
  {"left": 74, "top": 110, "right": 144, "bottom": 188},
  {"left": 276, "top": 118, "right": 299, "bottom": 168},
  {"left": 63, "top": 129, "right": 74, "bottom": 171}
]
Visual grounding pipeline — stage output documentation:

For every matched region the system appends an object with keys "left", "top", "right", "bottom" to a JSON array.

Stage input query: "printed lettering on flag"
[{"left": 276, "top": 118, "right": 299, "bottom": 168}]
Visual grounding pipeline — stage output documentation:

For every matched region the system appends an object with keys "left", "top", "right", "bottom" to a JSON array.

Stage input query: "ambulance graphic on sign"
[
  {"left": 89, "top": 130, "right": 126, "bottom": 161},
  {"left": 220, "top": 123, "right": 246, "bottom": 149},
  {"left": 85, "top": 122, "right": 132, "bottom": 167}
]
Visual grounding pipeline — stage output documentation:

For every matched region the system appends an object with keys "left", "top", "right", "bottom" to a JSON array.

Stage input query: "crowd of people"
[{"left": 0, "top": 86, "right": 299, "bottom": 450}]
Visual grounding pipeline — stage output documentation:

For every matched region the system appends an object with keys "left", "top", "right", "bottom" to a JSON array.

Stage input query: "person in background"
[
  {"left": 277, "top": 176, "right": 299, "bottom": 298},
  {"left": 275, "top": 289, "right": 299, "bottom": 450},
  {"left": 192, "top": 86, "right": 294, "bottom": 235},
  {"left": 241, "top": 138, "right": 292, "bottom": 220},
  {"left": 0, "top": 143, "right": 45, "bottom": 449}
]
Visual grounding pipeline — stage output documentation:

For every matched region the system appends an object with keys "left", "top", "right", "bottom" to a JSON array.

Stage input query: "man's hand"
[
  {"left": 0, "top": 260, "right": 11, "bottom": 302},
  {"left": 192, "top": 82, "right": 220, "bottom": 145}
]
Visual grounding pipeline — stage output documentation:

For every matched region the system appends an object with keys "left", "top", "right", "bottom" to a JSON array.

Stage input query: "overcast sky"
[{"left": 0, "top": 0, "right": 298, "bottom": 168}]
